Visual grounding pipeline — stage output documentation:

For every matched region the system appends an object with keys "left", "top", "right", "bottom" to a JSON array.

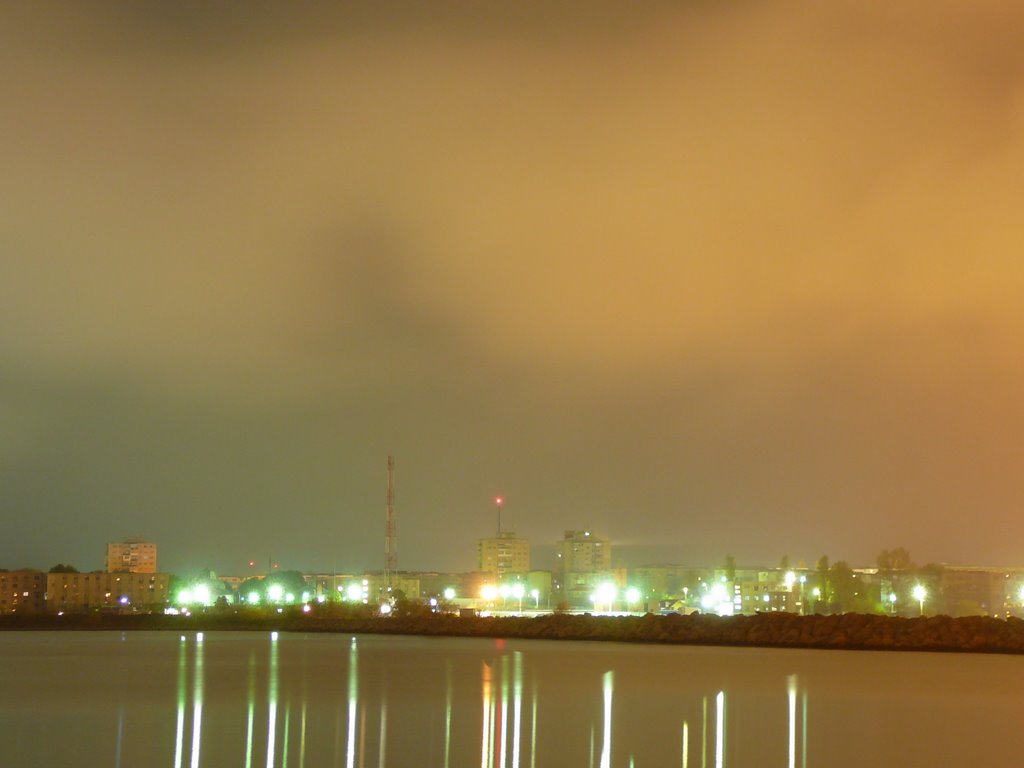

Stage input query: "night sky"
[{"left": 3, "top": 2, "right": 1024, "bottom": 575}]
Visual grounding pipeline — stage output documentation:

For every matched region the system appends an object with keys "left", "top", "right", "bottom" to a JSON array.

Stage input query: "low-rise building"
[
  {"left": 46, "top": 571, "right": 169, "bottom": 612},
  {"left": 0, "top": 570, "right": 47, "bottom": 613},
  {"left": 738, "top": 580, "right": 796, "bottom": 614}
]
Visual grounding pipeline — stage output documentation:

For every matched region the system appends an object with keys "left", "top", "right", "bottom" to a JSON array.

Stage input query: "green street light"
[{"left": 625, "top": 587, "right": 641, "bottom": 612}]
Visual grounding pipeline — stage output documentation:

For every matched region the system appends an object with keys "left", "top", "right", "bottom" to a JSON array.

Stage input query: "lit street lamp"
[
  {"left": 625, "top": 587, "right": 641, "bottom": 613},
  {"left": 530, "top": 588, "right": 540, "bottom": 609},
  {"left": 596, "top": 582, "right": 617, "bottom": 613},
  {"left": 912, "top": 584, "right": 927, "bottom": 616},
  {"left": 512, "top": 583, "right": 525, "bottom": 613}
]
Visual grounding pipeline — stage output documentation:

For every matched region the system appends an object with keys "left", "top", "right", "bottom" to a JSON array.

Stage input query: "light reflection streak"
[
  {"left": 682, "top": 721, "right": 688, "bottom": 768},
  {"left": 788, "top": 675, "right": 796, "bottom": 768},
  {"left": 174, "top": 639, "right": 186, "bottom": 768},
  {"left": 529, "top": 683, "right": 537, "bottom": 768},
  {"left": 801, "top": 691, "right": 807, "bottom": 768},
  {"left": 190, "top": 635, "right": 204, "bottom": 768},
  {"left": 512, "top": 652, "right": 522, "bottom": 768},
  {"left": 346, "top": 637, "right": 358, "bottom": 768},
  {"left": 267, "top": 633, "right": 279, "bottom": 768},
  {"left": 245, "top": 653, "right": 256, "bottom": 768},
  {"left": 481, "top": 662, "right": 493, "bottom": 768},
  {"left": 499, "top": 655, "right": 509, "bottom": 768},
  {"left": 444, "top": 662, "right": 452, "bottom": 768},
  {"left": 358, "top": 702, "right": 367, "bottom": 767},
  {"left": 378, "top": 701, "right": 388, "bottom": 768},
  {"left": 283, "top": 703, "right": 290, "bottom": 768},
  {"left": 600, "top": 671, "right": 613, "bottom": 768},
  {"left": 489, "top": 673, "right": 497, "bottom": 768},
  {"left": 714, "top": 691, "right": 724, "bottom": 768},
  {"left": 701, "top": 696, "right": 707, "bottom": 768},
  {"left": 299, "top": 701, "right": 307, "bottom": 768}
]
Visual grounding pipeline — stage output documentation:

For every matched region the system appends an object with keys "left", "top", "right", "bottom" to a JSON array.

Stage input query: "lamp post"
[
  {"left": 512, "top": 583, "right": 525, "bottom": 614},
  {"left": 912, "top": 584, "right": 927, "bottom": 617},
  {"left": 530, "top": 588, "right": 540, "bottom": 609}
]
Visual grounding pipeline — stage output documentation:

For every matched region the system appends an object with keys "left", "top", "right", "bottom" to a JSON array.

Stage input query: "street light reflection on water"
[
  {"left": 2, "top": 632, "right": 1020, "bottom": 767},
  {"left": 160, "top": 632, "right": 740, "bottom": 768}
]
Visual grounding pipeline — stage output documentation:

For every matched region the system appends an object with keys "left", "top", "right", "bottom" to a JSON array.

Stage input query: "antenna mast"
[{"left": 384, "top": 455, "right": 397, "bottom": 589}]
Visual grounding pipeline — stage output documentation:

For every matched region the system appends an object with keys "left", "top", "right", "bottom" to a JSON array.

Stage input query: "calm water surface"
[{"left": 0, "top": 630, "right": 1019, "bottom": 767}]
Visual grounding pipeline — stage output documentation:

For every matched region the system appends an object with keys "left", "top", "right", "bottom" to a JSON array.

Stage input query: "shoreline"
[{"left": 3, "top": 610, "right": 1024, "bottom": 655}]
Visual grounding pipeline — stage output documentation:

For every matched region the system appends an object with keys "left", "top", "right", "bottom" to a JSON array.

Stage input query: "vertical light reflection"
[
  {"left": 481, "top": 663, "right": 492, "bottom": 768},
  {"left": 701, "top": 696, "right": 707, "bottom": 768},
  {"left": 714, "top": 691, "right": 724, "bottom": 768},
  {"left": 599, "top": 671, "right": 613, "bottom": 768},
  {"left": 346, "top": 637, "right": 358, "bottom": 768},
  {"left": 299, "top": 701, "right": 307, "bottom": 768},
  {"left": 282, "top": 704, "right": 290, "bottom": 768},
  {"left": 489, "top": 672, "right": 497, "bottom": 768},
  {"left": 788, "top": 675, "right": 796, "bottom": 768},
  {"left": 359, "top": 703, "right": 367, "bottom": 767},
  {"left": 245, "top": 654, "right": 256, "bottom": 768},
  {"left": 174, "top": 638, "right": 186, "bottom": 768},
  {"left": 378, "top": 701, "right": 388, "bottom": 768},
  {"left": 267, "top": 633, "right": 279, "bottom": 768},
  {"left": 589, "top": 726, "right": 595, "bottom": 768},
  {"left": 529, "top": 684, "right": 537, "bottom": 768},
  {"left": 444, "top": 662, "right": 452, "bottom": 768},
  {"left": 801, "top": 691, "right": 807, "bottom": 768},
  {"left": 681, "top": 721, "right": 689, "bottom": 768},
  {"left": 512, "top": 652, "right": 522, "bottom": 768},
  {"left": 190, "top": 635, "right": 204, "bottom": 768},
  {"left": 499, "top": 655, "right": 509, "bottom": 768}
]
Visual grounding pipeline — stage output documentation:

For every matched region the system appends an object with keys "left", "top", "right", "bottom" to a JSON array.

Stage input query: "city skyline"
[{"left": 4, "top": 2, "right": 1024, "bottom": 574}]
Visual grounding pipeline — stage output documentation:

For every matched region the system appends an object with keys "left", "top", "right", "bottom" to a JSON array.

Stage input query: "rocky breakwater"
[
  {"left": 303, "top": 611, "right": 1024, "bottom": 654},
  {"left": 6, "top": 610, "right": 1024, "bottom": 654}
]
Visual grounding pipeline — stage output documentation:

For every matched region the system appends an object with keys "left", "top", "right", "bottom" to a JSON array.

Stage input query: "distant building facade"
[
  {"left": 554, "top": 530, "right": 614, "bottom": 607},
  {"left": 477, "top": 531, "right": 531, "bottom": 576},
  {"left": 940, "top": 567, "right": 1016, "bottom": 617},
  {"left": 47, "top": 571, "right": 169, "bottom": 612},
  {"left": 106, "top": 538, "right": 157, "bottom": 574},
  {"left": 0, "top": 570, "right": 47, "bottom": 614},
  {"left": 738, "top": 580, "right": 796, "bottom": 615},
  {"left": 556, "top": 530, "right": 611, "bottom": 572}
]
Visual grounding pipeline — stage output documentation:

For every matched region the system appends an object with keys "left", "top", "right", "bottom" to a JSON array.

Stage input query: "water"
[{"left": 0, "top": 630, "right": 1018, "bottom": 767}]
